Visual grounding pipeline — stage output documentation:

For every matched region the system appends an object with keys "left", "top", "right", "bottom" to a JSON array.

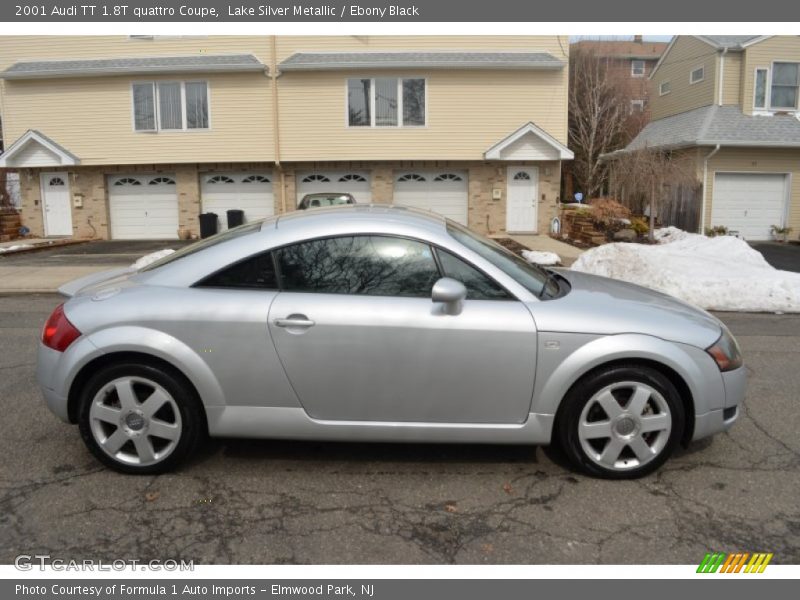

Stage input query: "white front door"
[
  {"left": 41, "top": 173, "right": 73, "bottom": 237},
  {"left": 506, "top": 167, "right": 538, "bottom": 233}
]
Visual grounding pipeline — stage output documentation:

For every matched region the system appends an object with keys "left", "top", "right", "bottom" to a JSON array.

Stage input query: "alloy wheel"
[
  {"left": 577, "top": 381, "right": 672, "bottom": 472},
  {"left": 89, "top": 376, "right": 182, "bottom": 467}
]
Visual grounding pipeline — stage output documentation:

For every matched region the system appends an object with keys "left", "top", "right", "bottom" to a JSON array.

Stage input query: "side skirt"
[{"left": 206, "top": 406, "right": 554, "bottom": 445}]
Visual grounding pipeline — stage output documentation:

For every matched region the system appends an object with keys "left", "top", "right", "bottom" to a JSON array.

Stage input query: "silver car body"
[{"left": 37, "top": 206, "right": 745, "bottom": 446}]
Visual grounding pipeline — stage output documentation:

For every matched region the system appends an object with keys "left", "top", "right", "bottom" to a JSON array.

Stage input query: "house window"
[
  {"left": 347, "top": 78, "right": 426, "bottom": 127},
  {"left": 132, "top": 81, "right": 209, "bottom": 132},
  {"left": 690, "top": 66, "right": 705, "bottom": 84},
  {"left": 631, "top": 60, "right": 645, "bottom": 77},
  {"left": 659, "top": 80, "right": 671, "bottom": 96},
  {"left": 754, "top": 68, "right": 768, "bottom": 109},
  {"left": 630, "top": 99, "right": 645, "bottom": 113},
  {"left": 770, "top": 62, "right": 799, "bottom": 110}
]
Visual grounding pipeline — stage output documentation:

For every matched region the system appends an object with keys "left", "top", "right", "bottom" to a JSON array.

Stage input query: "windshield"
[
  {"left": 446, "top": 222, "right": 559, "bottom": 298},
  {"left": 139, "top": 221, "right": 264, "bottom": 272}
]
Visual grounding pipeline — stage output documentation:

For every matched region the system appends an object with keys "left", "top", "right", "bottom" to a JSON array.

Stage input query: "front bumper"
[{"left": 692, "top": 365, "right": 747, "bottom": 441}]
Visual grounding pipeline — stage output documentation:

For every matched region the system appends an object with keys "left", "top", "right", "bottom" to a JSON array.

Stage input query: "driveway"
[
  {"left": 0, "top": 240, "right": 193, "bottom": 293},
  {"left": 1, "top": 294, "right": 798, "bottom": 565},
  {"left": 751, "top": 241, "right": 800, "bottom": 273}
]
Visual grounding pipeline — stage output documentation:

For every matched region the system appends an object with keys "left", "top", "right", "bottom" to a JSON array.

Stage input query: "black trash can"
[
  {"left": 199, "top": 212, "right": 218, "bottom": 239},
  {"left": 227, "top": 209, "right": 245, "bottom": 229}
]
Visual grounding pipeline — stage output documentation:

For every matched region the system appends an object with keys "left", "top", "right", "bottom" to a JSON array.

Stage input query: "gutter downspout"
[
  {"left": 270, "top": 35, "right": 286, "bottom": 213},
  {"left": 718, "top": 48, "right": 728, "bottom": 106},
  {"left": 701, "top": 144, "right": 721, "bottom": 233}
]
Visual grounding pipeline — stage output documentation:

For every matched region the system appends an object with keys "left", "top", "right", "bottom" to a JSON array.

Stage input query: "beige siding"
[
  {"left": 741, "top": 36, "right": 800, "bottom": 115},
  {"left": 650, "top": 36, "right": 718, "bottom": 120},
  {"left": 0, "top": 35, "right": 568, "bottom": 165},
  {"left": 278, "top": 68, "right": 568, "bottom": 161},
  {"left": 703, "top": 147, "right": 800, "bottom": 232},
  {"left": 2, "top": 73, "right": 273, "bottom": 165},
  {"left": 721, "top": 51, "right": 743, "bottom": 105}
]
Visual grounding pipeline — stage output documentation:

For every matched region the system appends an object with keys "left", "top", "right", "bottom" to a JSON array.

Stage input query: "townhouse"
[
  {"left": 0, "top": 35, "right": 571, "bottom": 240},
  {"left": 613, "top": 35, "right": 800, "bottom": 240}
]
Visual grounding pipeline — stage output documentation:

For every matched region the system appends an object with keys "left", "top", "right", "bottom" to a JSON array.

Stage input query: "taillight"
[{"left": 42, "top": 304, "right": 81, "bottom": 352}]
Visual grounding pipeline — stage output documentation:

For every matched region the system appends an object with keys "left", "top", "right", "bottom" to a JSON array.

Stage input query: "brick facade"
[{"left": 17, "top": 160, "right": 562, "bottom": 240}]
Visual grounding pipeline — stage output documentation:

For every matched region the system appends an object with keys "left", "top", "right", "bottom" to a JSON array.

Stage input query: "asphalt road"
[{"left": 1, "top": 295, "right": 798, "bottom": 565}]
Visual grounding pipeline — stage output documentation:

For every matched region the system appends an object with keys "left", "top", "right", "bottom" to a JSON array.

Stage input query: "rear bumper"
[
  {"left": 40, "top": 385, "right": 70, "bottom": 423},
  {"left": 692, "top": 365, "right": 747, "bottom": 441}
]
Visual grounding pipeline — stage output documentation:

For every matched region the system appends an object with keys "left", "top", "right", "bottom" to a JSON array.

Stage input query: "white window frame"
[
  {"left": 690, "top": 65, "right": 705, "bottom": 85},
  {"left": 345, "top": 77, "right": 428, "bottom": 128},
  {"left": 631, "top": 60, "right": 645, "bottom": 78},
  {"left": 131, "top": 80, "right": 211, "bottom": 133},
  {"left": 630, "top": 99, "right": 645, "bottom": 114},
  {"left": 769, "top": 60, "right": 800, "bottom": 111},
  {"left": 753, "top": 67, "right": 770, "bottom": 111},
  {"left": 659, "top": 80, "right": 671, "bottom": 96}
]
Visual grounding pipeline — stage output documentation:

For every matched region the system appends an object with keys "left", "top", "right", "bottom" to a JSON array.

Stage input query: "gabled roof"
[
  {"left": 650, "top": 36, "right": 771, "bottom": 79},
  {"left": 694, "top": 35, "right": 769, "bottom": 49},
  {"left": 280, "top": 52, "right": 565, "bottom": 72},
  {"left": 484, "top": 122, "right": 574, "bottom": 161},
  {"left": 605, "top": 105, "right": 800, "bottom": 157},
  {"left": 1, "top": 54, "right": 266, "bottom": 80},
  {"left": 0, "top": 129, "right": 80, "bottom": 167}
]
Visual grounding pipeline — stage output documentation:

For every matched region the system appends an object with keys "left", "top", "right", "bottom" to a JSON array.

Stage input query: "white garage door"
[
  {"left": 108, "top": 175, "right": 179, "bottom": 240},
  {"left": 393, "top": 171, "right": 468, "bottom": 225},
  {"left": 201, "top": 172, "right": 274, "bottom": 231},
  {"left": 296, "top": 171, "right": 371, "bottom": 206},
  {"left": 712, "top": 173, "right": 788, "bottom": 240}
]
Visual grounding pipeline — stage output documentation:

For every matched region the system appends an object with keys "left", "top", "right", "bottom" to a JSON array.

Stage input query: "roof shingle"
[{"left": 279, "top": 52, "right": 564, "bottom": 71}]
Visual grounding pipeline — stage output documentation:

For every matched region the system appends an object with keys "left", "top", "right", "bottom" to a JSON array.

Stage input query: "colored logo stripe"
[{"left": 697, "top": 552, "right": 773, "bottom": 573}]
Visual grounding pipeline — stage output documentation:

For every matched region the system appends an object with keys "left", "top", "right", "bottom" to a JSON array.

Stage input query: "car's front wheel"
[
  {"left": 556, "top": 365, "right": 685, "bottom": 479},
  {"left": 77, "top": 362, "right": 205, "bottom": 474}
]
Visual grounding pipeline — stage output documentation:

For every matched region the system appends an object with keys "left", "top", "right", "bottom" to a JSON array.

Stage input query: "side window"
[
  {"left": 436, "top": 249, "right": 512, "bottom": 300},
  {"left": 197, "top": 252, "right": 277, "bottom": 289},
  {"left": 276, "top": 236, "right": 440, "bottom": 297}
]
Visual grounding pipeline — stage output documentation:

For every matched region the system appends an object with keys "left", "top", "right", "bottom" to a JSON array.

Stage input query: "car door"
[{"left": 267, "top": 234, "right": 537, "bottom": 424}]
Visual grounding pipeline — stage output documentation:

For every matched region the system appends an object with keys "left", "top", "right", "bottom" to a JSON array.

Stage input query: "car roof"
[{"left": 270, "top": 204, "right": 448, "bottom": 233}]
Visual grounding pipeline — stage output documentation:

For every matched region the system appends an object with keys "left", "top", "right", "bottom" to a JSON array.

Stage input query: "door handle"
[{"left": 273, "top": 316, "right": 315, "bottom": 328}]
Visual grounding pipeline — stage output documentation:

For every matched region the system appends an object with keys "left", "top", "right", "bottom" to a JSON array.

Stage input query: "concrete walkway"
[{"left": 507, "top": 234, "right": 584, "bottom": 267}]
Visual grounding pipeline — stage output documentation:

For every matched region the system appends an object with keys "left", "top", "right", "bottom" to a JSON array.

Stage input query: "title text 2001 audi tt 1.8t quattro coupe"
[{"left": 37, "top": 206, "right": 745, "bottom": 478}]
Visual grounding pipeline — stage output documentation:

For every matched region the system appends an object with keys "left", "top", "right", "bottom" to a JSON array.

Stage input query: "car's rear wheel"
[
  {"left": 556, "top": 365, "right": 685, "bottom": 479},
  {"left": 77, "top": 362, "right": 204, "bottom": 474}
]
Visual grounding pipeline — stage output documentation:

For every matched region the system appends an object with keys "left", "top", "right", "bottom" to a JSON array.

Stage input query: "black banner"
[{"left": 4, "top": 0, "right": 799, "bottom": 22}]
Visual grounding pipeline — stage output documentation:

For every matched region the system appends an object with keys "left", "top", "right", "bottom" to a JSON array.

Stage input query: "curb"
[{"left": 0, "top": 239, "right": 89, "bottom": 257}]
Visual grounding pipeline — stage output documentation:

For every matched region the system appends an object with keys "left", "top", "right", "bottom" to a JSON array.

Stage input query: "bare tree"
[
  {"left": 568, "top": 47, "right": 632, "bottom": 200},
  {"left": 608, "top": 147, "right": 698, "bottom": 241}
]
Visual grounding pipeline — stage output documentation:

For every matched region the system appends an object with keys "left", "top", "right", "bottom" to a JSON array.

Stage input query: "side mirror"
[{"left": 431, "top": 277, "right": 467, "bottom": 315}]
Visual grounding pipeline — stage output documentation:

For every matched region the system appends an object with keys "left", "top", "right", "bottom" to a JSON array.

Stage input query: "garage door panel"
[
  {"left": 201, "top": 173, "right": 274, "bottom": 231},
  {"left": 394, "top": 171, "right": 468, "bottom": 225},
  {"left": 712, "top": 173, "right": 788, "bottom": 241},
  {"left": 109, "top": 175, "right": 179, "bottom": 240},
  {"left": 296, "top": 171, "right": 371, "bottom": 206}
]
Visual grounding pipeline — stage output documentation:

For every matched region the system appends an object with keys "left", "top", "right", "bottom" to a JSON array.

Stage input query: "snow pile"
[
  {"left": 572, "top": 229, "right": 800, "bottom": 313},
  {"left": 522, "top": 250, "right": 561, "bottom": 266},
  {"left": 131, "top": 248, "right": 175, "bottom": 269},
  {"left": 0, "top": 244, "right": 33, "bottom": 253}
]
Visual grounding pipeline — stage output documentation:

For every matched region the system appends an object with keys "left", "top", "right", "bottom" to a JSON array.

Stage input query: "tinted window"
[
  {"left": 277, "top": 236, "right": 439, "bottom": 297},
  {"left": 447, "top": 222, "right": 558, "bottom": 298},
  {"left": 437, "top": 249, "right": 511, "bottom": 300},
  {"left": 197, "top": 252, "right": 277, "bottom": 289}
]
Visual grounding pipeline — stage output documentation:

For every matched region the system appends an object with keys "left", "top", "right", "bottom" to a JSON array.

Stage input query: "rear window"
[{"left": 139, "top": 221, "right": 264, "bottom": 272}]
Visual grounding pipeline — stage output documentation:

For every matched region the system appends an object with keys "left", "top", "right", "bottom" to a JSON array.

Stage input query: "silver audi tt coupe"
[{"left": 37, "top": 206, "right": 745, "bottom": 478}]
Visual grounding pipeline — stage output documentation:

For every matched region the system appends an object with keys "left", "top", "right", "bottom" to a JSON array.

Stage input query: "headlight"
[{"left": 706, "top": 327, "right": 743, "bottom": 372}]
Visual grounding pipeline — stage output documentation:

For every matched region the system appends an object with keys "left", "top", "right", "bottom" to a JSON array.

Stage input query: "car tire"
[
  {"left": 77, "top": 362, "right": 205, "bottom": 474},
  {"left": 556, "top": 364, "right": 685, "bottom": 479}
]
